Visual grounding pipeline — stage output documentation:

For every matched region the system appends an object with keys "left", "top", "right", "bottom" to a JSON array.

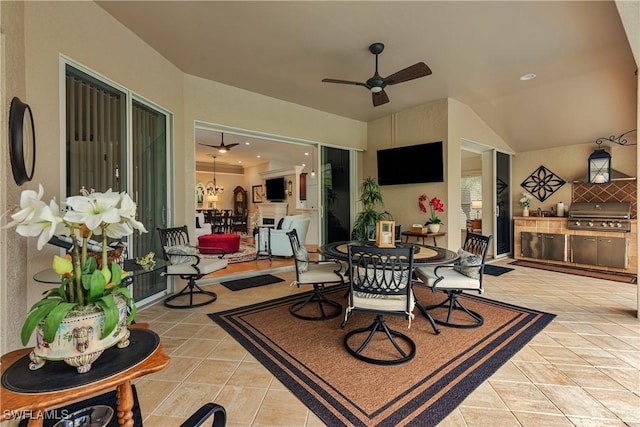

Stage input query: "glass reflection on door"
[
  {"left": 495, "top": 151, "right": 511, "bottom": 257},
  {"left": 321, "top": 147, "right": 351, "bottom": 243},
  {"left": 131, "top": 100, "right": 168, "bottom": 302}
]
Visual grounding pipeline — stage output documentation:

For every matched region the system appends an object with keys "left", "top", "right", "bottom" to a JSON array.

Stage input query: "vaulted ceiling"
[{"left": 98, "top": 0, "right": 637, "bottom": 162}]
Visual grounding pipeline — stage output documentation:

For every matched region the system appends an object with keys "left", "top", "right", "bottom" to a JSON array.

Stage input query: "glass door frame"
[{"left": 128, "top": 94, "right": 173, "bottom": 307}]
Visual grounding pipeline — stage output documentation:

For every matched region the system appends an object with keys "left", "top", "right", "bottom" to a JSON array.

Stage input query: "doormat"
[
  {"left": 509, "top": 260, "right": 637, "bottom": 284},
  {"left": 208, "top": 286, "right": 555, "bottom": 426},
  {"left": 483, "top": 265, "right": 514, "bottom": 276},
  {"left": 220, "top": 274, "right": 285, "bottom": 291}
]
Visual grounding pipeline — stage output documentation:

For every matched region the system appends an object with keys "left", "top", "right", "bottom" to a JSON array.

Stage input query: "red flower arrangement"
[{"left": 418, "top": 194, "right": 444, "bottom": 225}]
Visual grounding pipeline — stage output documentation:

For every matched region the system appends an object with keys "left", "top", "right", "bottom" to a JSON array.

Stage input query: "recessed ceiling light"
[
  {"left": 238, "top": 160, "right": 242, "bottom": 164},
  {"left": 520, "top": 73, "right": 536, "bottom": 81},
  {"left": 256, "top": 155, "right": 261, "bottom": 158},
  {"left": 245, "top": 142, "right": 250, "bottom": 145},
  {"left": 302, "top": 163, "right": 306, "bottom": 167},
  {"left": 304, "top": 152, "right": 309, "bottom": 156}
]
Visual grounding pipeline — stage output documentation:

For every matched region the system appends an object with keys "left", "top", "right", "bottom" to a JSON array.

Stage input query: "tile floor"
[{"left": 133, "top": 258, "right": 638, "bottom": 426}]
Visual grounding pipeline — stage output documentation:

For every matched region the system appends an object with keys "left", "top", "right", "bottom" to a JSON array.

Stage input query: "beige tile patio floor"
[{"left": 132, "top": 257, "right": 639, "bottom": 426}]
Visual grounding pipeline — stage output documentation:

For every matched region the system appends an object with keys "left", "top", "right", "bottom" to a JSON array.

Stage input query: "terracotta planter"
[{"left": 29, "top": 295, "right": 131, "bottom": 373}]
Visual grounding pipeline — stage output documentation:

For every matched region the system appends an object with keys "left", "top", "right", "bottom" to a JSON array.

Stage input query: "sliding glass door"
[
  {"left": 321, "top": 147, "right": 351, "bottom": 243},
  {"left": 131, "top": 100, "right": 169, "bottom": 302},
  {"left": 65, "top": 62, "right": 171, "bottom": 305}
]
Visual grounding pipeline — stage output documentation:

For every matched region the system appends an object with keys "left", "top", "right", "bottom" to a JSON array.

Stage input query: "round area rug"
[{"left": 202, "top": 241, "right": 256, "bottom": 264}]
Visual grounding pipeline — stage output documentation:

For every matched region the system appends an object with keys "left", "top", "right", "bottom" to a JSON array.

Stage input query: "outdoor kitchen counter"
[{"left": 514, "top": 216, "right": 637, "bottom": 273}]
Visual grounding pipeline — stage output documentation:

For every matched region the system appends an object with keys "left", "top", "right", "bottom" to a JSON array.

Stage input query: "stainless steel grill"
[{"left": 567, "top": 201, "right": 631, "bottom": 232}]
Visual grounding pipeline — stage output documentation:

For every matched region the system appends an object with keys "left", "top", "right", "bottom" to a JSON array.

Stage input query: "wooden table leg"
[
  {"left": 116, "top": 380, "right": 135, "bottom": 427},
  {"left": 26, "top": 417, "right": 44, "bottom": 427}
]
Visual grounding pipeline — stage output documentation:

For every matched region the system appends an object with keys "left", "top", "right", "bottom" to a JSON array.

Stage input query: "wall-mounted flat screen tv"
[
  {"left": 265, "top": 177, "right": 286, "bottom": 201},
  {"left": 377, "top": 141, "right": 444, "bottom": 185}
]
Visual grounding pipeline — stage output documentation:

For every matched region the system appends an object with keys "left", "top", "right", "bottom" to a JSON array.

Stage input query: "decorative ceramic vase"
[
  {"left": 522, "top": 206, "right": 529, "bottom": 217},
  {"left": 427, "top": 223, "right": 441, "bottom": 233},
  {"left": 29, "top": 295, "right": 131, "bottom": 373}
]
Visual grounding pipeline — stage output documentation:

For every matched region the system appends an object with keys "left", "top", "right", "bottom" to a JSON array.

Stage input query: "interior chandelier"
[{"left": 211, "top": 155, "right": 224, "bottom": 195}]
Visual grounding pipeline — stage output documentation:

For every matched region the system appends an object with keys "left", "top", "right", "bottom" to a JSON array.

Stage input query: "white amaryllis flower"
[
  {"left": 117, "top": 192, "right": 148, "bottom": 234},
  {"left": 14, "top": 199, "right": 64, "bottom": 250},
  {"left": 5, "top": 184, "right": 47, "bottom": 228},
  {"left": 64, "top": 189, "right": 121, "bottom": 231}
]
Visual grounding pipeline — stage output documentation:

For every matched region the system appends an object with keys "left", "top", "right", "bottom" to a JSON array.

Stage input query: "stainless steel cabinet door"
[
  {"left": 521, "top": 232, "right": 543, "bottom": 259},
  {"left": 543, "top": 233, "right": 567, "bottom": 262},
  {"left": 571, "top": 235, "right": 597, "bottom": 265},
  {"left": 597, "top": 237, "right": 628, "bottom": 268}
]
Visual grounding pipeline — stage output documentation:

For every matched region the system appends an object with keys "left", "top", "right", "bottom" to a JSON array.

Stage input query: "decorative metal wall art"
[{"left": 520, "top": 166, "right": 565, "bottom": 202}]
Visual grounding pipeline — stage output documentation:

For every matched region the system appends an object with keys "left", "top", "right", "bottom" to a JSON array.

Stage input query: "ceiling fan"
[
  {"left": 322, "top": 42, "right": 432, "bottom": 107},
  {"left": 198, "top": 132, "right": 239, "bottom": 153}
]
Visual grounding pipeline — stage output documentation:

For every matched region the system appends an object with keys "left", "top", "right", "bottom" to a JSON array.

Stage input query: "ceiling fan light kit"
[{"left": 322, "top": 42, "right": 432, "bottom": 107}]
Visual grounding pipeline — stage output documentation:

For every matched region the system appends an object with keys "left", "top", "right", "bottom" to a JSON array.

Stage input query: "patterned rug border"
[
  {"left": 208, "top": 288, "right": 556, "bottom": 426},
  {"left": 509, "top": 259, "right": 637, "bottom": 284}
]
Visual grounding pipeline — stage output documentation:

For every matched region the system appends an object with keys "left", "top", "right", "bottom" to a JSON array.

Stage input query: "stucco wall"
[
  {"left": 365, "top": 98, "right": 513, "bottom": 249},
  {"left": 512, "top": 142, "right": 637, "bottom": 216},
  {"left": 0, "top": 0, "right": 29, "bottom": 355},
  {"left": 365, "top": 99, "right": 449, "bottom": 244}
]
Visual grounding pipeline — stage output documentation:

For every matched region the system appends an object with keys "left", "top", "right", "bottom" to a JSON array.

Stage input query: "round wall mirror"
[{"left": 9, "top": 97, "right": 36, "bottom": 185}]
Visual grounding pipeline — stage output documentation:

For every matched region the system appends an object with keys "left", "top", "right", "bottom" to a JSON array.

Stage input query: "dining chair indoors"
[
  {"left": 414, "top": 232, "right": 492, "bottom": 328},
  {"left": 158, "top": 226, "right": 228, "bottom": 309},
  {"left": 286, "top": 229, "right": 345, "bottom": 320},
  {"left": 342, "top": 244, "right": 416, "bottom": 365}
]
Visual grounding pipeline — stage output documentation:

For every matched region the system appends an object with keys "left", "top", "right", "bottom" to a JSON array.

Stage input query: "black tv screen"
[
  {"left": 377, "top": 141, "right": 444, "bottom": 185},
  {"left": 265, "top": 177, "right": 286, "bottom": 201}
]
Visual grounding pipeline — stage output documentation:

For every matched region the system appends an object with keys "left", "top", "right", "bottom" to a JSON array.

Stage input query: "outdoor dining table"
[{"left": 318, "top": 240, "right": 459, "bottom": 334}]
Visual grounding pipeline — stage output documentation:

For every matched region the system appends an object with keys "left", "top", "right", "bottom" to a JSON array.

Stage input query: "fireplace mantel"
[{"left": 258, "top": 202, "right": 288, "bottom": 227}]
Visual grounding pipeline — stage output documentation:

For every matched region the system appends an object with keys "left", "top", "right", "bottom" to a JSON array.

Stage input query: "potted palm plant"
[
  {"left": 5, "top": 185, "right": 147, "bottom": 373},
  {"left": 352, "top": 177, "right": 392, "bottom": 240}
]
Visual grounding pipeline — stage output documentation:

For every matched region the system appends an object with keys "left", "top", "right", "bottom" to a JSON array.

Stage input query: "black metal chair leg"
[
  {"left": 290, "top": 286, "right": 342, "bottom": 321},
  {"left": 164, "top": 279, "right": 217, "bottom": 309},
  {"left": 424, "top": 292, "right": 484, "bottom": 329},
  {"left": 343, "top": 315, "right": 416, "bottom": 365}
]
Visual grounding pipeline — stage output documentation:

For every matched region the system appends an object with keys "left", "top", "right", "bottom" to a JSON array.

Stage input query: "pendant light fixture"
[
  {"left": 211, "top": 155, "right": 224, "bottom": 195},
  {"left": 588, "top": 129, "right": 636, "bottom": 184},
  {"left": 310, "top": 148, "right": 316, "bottom": 178}
]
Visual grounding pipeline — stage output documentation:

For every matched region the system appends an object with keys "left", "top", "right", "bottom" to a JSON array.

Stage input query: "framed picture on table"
[{"left": 252, "top": 185, "right": 264, "bottom": 203}]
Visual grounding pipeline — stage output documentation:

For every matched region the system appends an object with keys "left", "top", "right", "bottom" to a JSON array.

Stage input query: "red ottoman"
[{"left": 198, "top": 233, "right": 241, "bottom": 254}]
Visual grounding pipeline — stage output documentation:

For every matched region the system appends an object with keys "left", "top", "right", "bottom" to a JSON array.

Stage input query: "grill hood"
[{"left": 568, "top": 202, "right": 631, "bottom": 219}]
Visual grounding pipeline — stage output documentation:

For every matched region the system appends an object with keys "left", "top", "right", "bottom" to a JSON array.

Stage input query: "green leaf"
[
  {"left": 110, "top": 263, "right": 122, "bottom": 285},
  {"left": 87, "top": 270, "right": 107, "bottom": 302},
  {"left": 41, "top": 303, "right": 77, "bottom": 343},
  {"left": 95, "top": 295, "right": 118, "bottom": 339},
  {"left": 83, "top": 256, "right": 98, "bottom": 274},
  {"left": 21, "top": 300, "right": 59, "bottom": 345}
]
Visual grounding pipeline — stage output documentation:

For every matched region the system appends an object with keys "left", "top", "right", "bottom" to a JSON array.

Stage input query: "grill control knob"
[
  {"left": 616, "top": 222, "right": 622, "bottom": 228},
  {"left": 587, "top": 221, "right": 593, "bottom": 227},
  {"left": 602, "top": 222, "right": 608, "bottom": 227},
  {"left": 608, "top": 222, "right": 615, "bottom": 227},
  {"left": 575, "top": 221, "right": 581, "bottom": 227}
]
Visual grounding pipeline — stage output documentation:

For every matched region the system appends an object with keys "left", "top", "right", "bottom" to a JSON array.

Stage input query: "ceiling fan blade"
[
  {"left": 372, "top": 90, "right": 390, "bottom": 107},
  {"left": 223, "top": 143, "right": 239, "bottom": 149},
  {"left": 384, "top": 62, "right": 432, "bottom": 86},
  {"left": 322, "top": 78, "right": 368, "bottom": 88},
  {"left": 198, "top": 143, "right": 220, "bottom": 149}
]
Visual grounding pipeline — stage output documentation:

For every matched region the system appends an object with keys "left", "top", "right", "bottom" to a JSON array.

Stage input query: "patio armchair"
[
  {"left": 414, "top": 232, "right": 492, "bottom": 328},
  {"left": 158, "top": 226, "right": 228, "bottom": 309},
  {"left": 341, "top": 244, "right": 416, "bottom": 365}
]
